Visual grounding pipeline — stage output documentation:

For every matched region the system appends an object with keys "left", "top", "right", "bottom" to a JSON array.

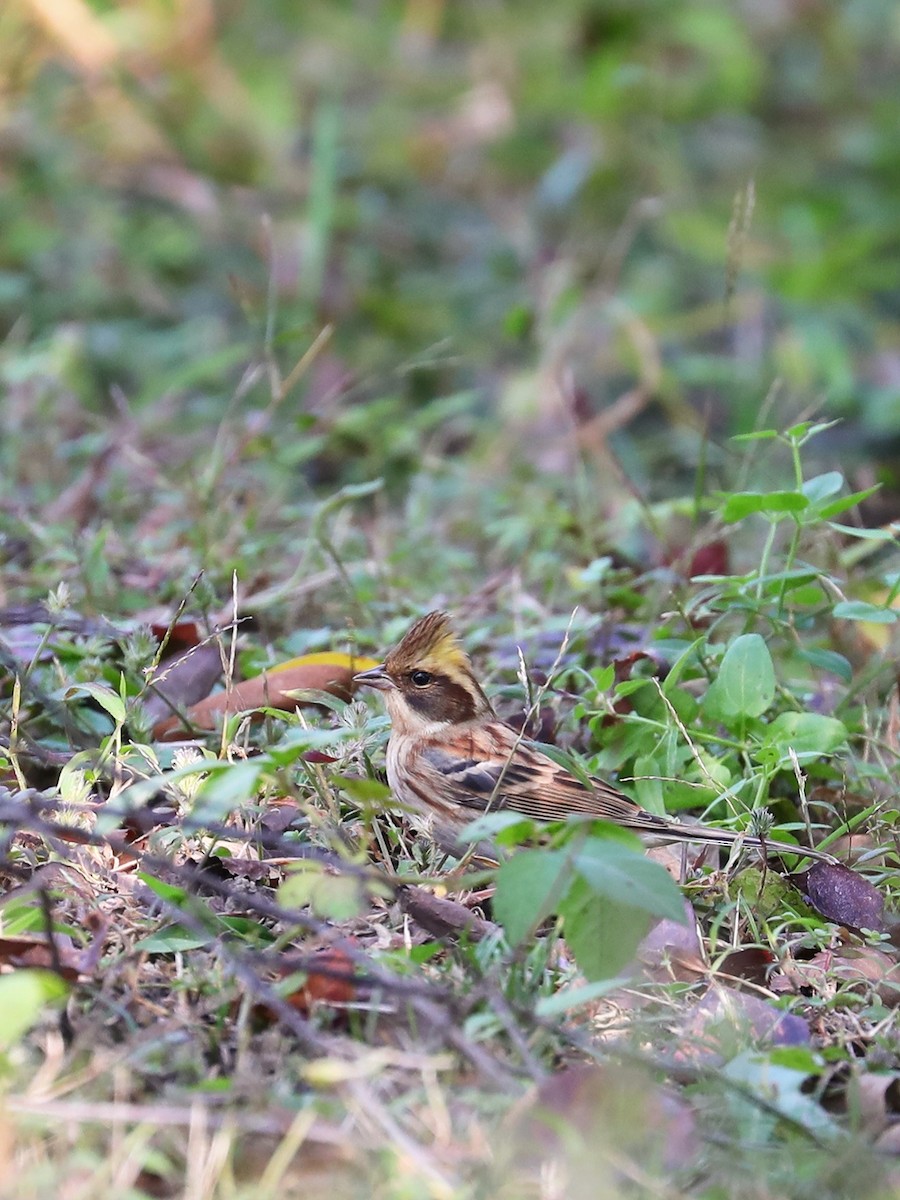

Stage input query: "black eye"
[{"left": 409, "top": 669, "right": 433, "bottom": 688}]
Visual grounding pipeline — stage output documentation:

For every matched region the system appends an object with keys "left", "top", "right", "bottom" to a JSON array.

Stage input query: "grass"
[{"left": 3, "top": 2, "right": 900, "bottom": 1197}]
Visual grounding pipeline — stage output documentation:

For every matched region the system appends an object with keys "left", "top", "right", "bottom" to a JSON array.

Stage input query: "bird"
[{"left": 354, "top": 611, "right": 836, "bottom": 863}]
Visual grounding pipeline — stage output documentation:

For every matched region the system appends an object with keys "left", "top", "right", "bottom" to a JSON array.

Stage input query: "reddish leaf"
[
  {"left": 252, "top": 945, "right": 361, "bottom": 1024},
  {"left": 288, "top": 946, "right": 359, "bottom": 1011},
  {"left": 716, "top": 947, "right": 778, "bottom": 989},
  {"left": 688, "top": 540, "right": 729, "bottom": 578},
  {"left": 149, "top": 619, "right": 203, "bottom": 652}
]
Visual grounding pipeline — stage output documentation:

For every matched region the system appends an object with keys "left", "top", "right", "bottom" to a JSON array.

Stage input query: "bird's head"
[{"left": 354, "top": 611, "right": 494, "bottom": 732}]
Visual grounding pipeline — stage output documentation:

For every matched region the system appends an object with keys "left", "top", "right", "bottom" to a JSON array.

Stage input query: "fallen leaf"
[
  {"left": 795, "top": 860, "right": 885, "bottom": 932},
  {"left": 252, "top": 944, "right": 361, "bottom": 1024},
  {"left": 821, "top": 1065, "right": 900, "bottom": 1135},
  {"left": 148, "top": 619, "right": 203, "bottom": 652},
  {"left": 805, "top": 946, "right": 900, "bottom": 1006},
  {"left": 635, "top": 900, "right": 707, "bottom": 984},
  {"left": 0, "top": 921, "right": 108, "bottom": 981},
  {"left": 674, "top": 985, "right": 810, "bottom": 1065},
  {"left": 688, "top": 539, "right": 729, "bottom": 579},
  {"left": 152, "top": 653, "right": 379, "bottom": 739},
  {"left": 143, "top": 642, "right": 223, "bottom": 725},
  {"left": 398, "top": 885, "right": 498, "bottom": 942},
  {"left": 716, "top": 947, "right": 778, "bottom": 989}
]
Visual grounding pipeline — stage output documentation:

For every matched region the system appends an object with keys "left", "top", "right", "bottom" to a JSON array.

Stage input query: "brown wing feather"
[
  {"left": 417, "top": 728, "right": 836, "bottom": 861},
  {"left": 487, "top": 742, "right": 671, "bottom": 830},
  {"left": 420, "top": 736, "right": 667, "bottom": 828}
]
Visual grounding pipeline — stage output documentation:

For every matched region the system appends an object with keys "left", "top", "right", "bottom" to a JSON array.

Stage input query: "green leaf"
[
  {"left": 460, "top": 810, "right": 536, "bottom": 843},
  {"left": 266, "top": 725, "right": 359, "bottom": 767},
  {"left": 0, "top": 896, "right": 49, "bottom": 936},
  {"left": 63, "top": 683, "right": 126, "bottom": 724},
  {"left": 660, "top": 636, "right": 706, "bottom": 696},
  {"left": 0, "top": 971, "right": 69, "bottom": 1048},
  {"left": 572, "top": 840, "right": 685, "bottom": 921},
  {"left": 535, "top": 978, "right": 624, "bottom": 1017},
  {"left": 559, "top": 876, "right": 653, "bottom": 980},
  {"left": 817, "top": 485, "right": 880, "bottom": 519},
  {"left": 797, "top": 648, "right": 852, "bottom": 683},
  {"left": 592, "top": 663, "right": 616, "bottom": 691},
  {"left": 801, "top": 472, "right": 844, "bottom": 504},
  {"left": 614, "top": 678, "right": 651, "bottom": 699},
  {"left": 97, "top": 756, "right": 218, "bottom": 831},
  {"left": 279, "top": 862, "right": 365, "bottom": 920},
  {"left": 704, "top": 634, "right": 775, "bottom": 720},
  {"left": 724, "top": 1051, "right": 838, "bottom": 1139},
  {"left": 335, "top": 776, "right": 393, "bottom": 807},
  {"left": 632, "top": 753, "right": 665, "bottom": 815},
  {"left": 828, "top": 524, "right": 897, "bottom": 543},
  {"left": 135, "top": 925, "right": 214, "bottom": 953},
  {"left": 730, "top": 429, "right": 778, "bottom": 442},
  {"left": 493, "top": 849, "right": 571, "bottom": 945},
  {"left": 753, "top": 569, "right": 824, "bottom": 591},
  {"left": 786, "top": 419, "right": 841, "bottom": 443},
  {"left": 761, "top": 713, "right": 848, "bottom": 763},
  {"left": 190, "top": 762, "right": 265, "bottom": 824},
  {"left": 832, "top": 600, "right": 898, "bottom": 623},
  {"left": 721, "top": 491, "right": 809, "bottom": 523},
  {"left": 138, "top": 874, "right": 189, "bottom": 906}
]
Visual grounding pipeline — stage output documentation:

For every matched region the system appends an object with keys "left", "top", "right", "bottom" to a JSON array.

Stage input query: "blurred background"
[{"left": 2, "top": 0, "right": 900, "bottom": 614}]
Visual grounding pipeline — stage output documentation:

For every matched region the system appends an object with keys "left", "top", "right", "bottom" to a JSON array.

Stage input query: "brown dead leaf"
[
  {"left": 252, "top": 944, "right": 361, "bottom": 1024},
  {"left": 260, "top": 798, "right": 304, "bottom": 834},
  {"left": 143, "top": 642, "right": 223, "bottom": 726},
  {"left": 794, "top": 860, "right": 885, "bottom": 932},
  {"left": 805, "top": 946, "right": 900, "bottom": 1006},
  {"left": 0, "top": 917, "right": 109, "bottom": 981},
  {"left": 715, "top": 947, "right": 778, "bottom": 989},
  {"left": 152, "top": 653, "right": 379, "bottom": 739},
  {"left": 674, "top": 984, "right": 810, "bottom": 1065},
  {"left": 398, "top": 885, "right": 498, "bottom": 942},
  {"left": 635, "top": 900, "right": 707, "bottom": 984},
  {"left": 820, "top": 1062, "right": 900, "bottom": 1143}
]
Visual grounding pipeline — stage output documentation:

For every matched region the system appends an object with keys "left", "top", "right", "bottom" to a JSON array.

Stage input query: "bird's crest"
[{"left": 385, "top": 611, "right": 472, "bottom": 676}]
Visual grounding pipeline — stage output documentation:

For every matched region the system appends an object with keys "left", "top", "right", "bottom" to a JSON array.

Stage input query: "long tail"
[
  {"left": 629, "top": 809, "right": 837, "bottom": 864},
  {"left": 582, "top": 780, "right": 837, "bottom": 863}
]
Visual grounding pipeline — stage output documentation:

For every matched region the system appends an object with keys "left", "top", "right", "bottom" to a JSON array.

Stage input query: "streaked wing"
[
  {"left": 414, "top": 726, "right": 837, "bottom": 861},
  {"left": 419, "top": 735, "right": 671, "bottom": 832}
]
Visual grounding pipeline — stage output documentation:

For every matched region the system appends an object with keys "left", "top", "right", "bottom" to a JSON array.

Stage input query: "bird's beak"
[{"left": 353, "top": 663, "right": 393, "bottom": 691}]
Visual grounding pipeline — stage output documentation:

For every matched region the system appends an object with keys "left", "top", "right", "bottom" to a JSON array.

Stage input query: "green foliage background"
[{"left": 3, "top": 0, "right": 900, "bottom": 534}]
